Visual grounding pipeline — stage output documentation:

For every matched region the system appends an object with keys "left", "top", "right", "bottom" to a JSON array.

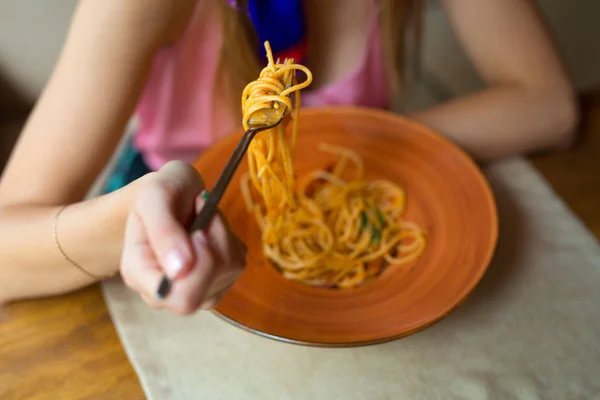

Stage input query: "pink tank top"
[{"left": 134, "top": 1, "right": 389, "bottom": 170}]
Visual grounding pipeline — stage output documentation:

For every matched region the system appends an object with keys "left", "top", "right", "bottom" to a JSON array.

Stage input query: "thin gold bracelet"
[{"left": 53, "top": 205, "right": 109, "bottom": 280}]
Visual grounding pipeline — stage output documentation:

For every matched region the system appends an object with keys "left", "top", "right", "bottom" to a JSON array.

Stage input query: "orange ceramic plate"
[{"left": 194, "top": 107, "right": 498, "bottom": 347}]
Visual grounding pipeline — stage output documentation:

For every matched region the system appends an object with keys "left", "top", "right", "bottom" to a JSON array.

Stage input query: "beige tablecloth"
[{"left": 102, "top": 158, "right": 600, "bottom": 400}]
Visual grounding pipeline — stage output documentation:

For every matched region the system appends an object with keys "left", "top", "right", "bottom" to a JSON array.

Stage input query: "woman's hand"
[{"left": 120, "top": 161, "right": 247, "bottom": 315}]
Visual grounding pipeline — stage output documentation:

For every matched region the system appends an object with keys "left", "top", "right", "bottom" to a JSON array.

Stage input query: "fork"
[
  {"left": 156, "top": 57, "right": 292, "bottom": 299},
  {"left": 155, "top": 113, "right": 286, "bottom": 299}
]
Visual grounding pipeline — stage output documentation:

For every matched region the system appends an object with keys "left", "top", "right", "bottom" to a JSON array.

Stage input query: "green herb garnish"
[{"left": 359, "top": 209, "right": 384, "bottom": 244}]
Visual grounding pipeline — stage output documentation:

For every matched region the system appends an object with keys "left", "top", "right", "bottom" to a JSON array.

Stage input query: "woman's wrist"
[{"left": 59, "top": 174, "right": 153, "bottom": 278}]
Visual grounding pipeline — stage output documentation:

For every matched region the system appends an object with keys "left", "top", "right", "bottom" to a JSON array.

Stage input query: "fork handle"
[
  {"left": 155, "top": 127, "right": 259, "bottom": 299},
  {"left": 188, "top": 190, "right": 219, "bottom": 232},
  {"left": 188, "top": 127, "right": 257, "bottom": 233}
]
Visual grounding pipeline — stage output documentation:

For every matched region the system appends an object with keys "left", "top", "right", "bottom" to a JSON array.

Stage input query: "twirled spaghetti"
[{"left": 240, "top": 41, "right": 426, "bottom": 289}]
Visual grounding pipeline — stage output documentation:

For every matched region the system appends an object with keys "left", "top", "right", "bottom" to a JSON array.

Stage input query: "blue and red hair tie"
[{"left": 227, "top": 0, "right": 307, "bottom": 64}]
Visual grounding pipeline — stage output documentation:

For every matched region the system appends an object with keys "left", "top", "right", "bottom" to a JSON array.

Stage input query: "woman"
[{"left": 0, "top": 0, "right": 577, "bottom": 313}]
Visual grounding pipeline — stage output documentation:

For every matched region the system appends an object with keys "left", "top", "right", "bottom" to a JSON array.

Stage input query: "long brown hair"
[{"left": 215, "top": 0, "right": 423, "bottom": 116}]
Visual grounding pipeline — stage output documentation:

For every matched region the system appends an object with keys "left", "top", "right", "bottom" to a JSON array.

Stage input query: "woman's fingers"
[
  {"left": 194, "top": 193, "right": 248, "bottom": 265},
  {"left": 122, "top": 223, "right": 218, "bottom": 314},
  {"left": 165, "top": 226, "right": 243, "bottom": 314},
  {"left": 135, "top": 161, "right": 205, "bottom": 280},
  {"left": 135, "top": 183, "right": 192, "bottom": 280},
  {"left": 162, "top": 230, "right": 217, "bottom": 315},
  {"left": 121, "top": 210, "right": 163, "bottom": 290},
  {"left": 121, "top": 163, "right": 247, "bottom": 315},
  {"left": 193, "top": 193, "right": 247, "bottom": 303}
]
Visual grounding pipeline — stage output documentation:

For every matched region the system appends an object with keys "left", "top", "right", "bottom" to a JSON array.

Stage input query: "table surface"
[{"left": 2, "top": 92, "right": 600, "bottom": 400}]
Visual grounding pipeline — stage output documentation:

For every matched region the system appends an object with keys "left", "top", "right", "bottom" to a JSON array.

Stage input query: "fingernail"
[{"left": 164, "top": 249, "right": 186, "bottom": 279}]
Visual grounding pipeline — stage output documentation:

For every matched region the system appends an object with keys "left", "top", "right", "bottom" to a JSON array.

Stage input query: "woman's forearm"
[
  {"left": 410, "top": 85, "right": 579, "bottom": 160},
  {"left": 0, "top": 0, "right": 200, "bottom": 304},
  {"left": 0, "top": 175, "right": 149, "bottom": 303}
]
